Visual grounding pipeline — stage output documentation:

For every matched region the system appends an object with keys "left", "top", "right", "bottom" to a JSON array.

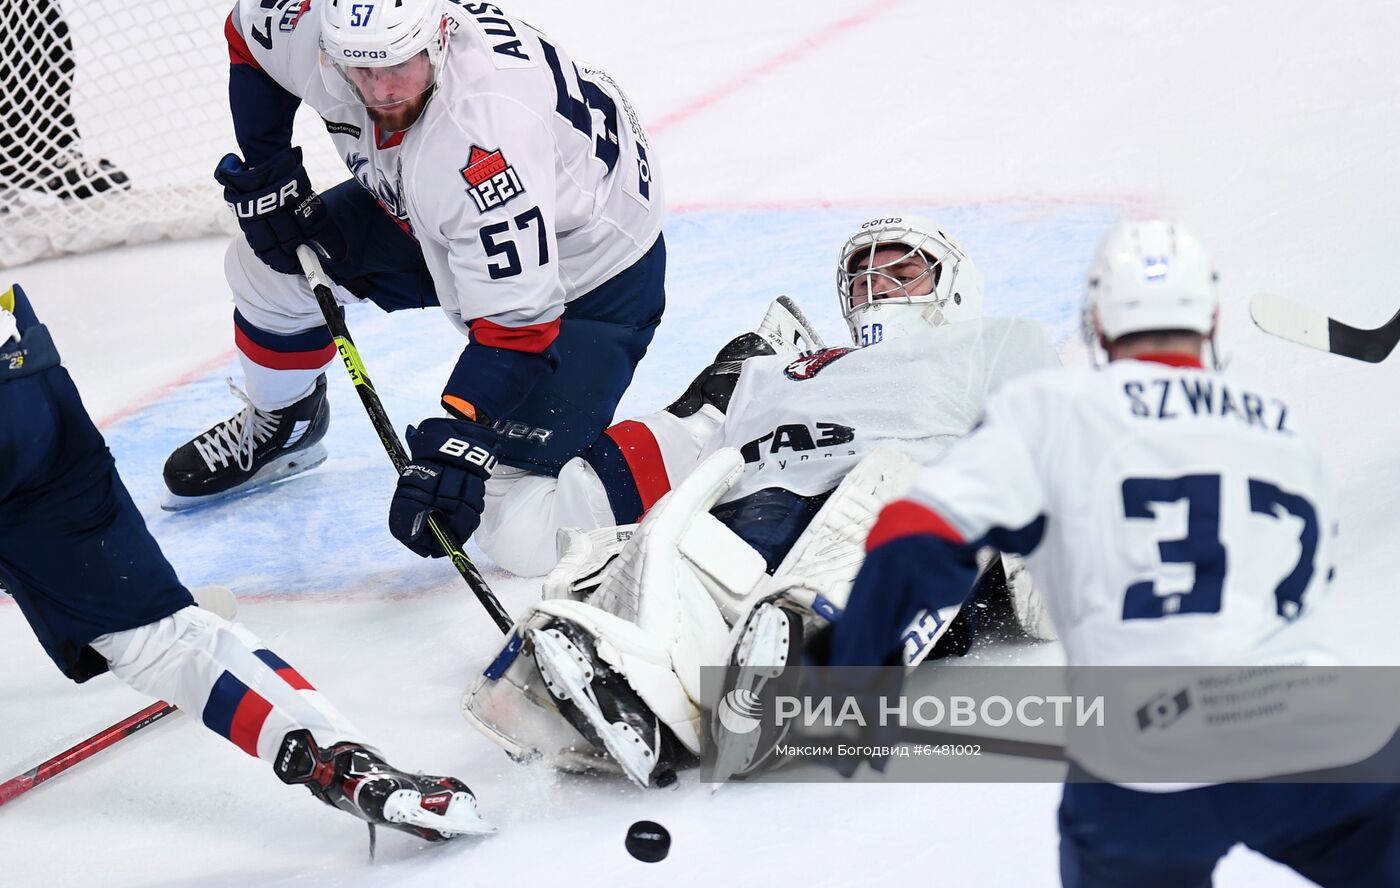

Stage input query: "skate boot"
[
  {"left": 40, "top": 152, "right": 131, "bottom": 201},
  {"left": 529, "top": 617, "right": 691, "bottom": 788},
  {"left": 667, "top": 295, "right": 825, "bottom": 418},
  {"left": 274, "top": 729, "right": 495, "bottom": 843},
  {"left": 711, "top": 597, "right": 806, "bottom": 783},
  {"left": 162, "top": 375, "right": 330, "bottom": 510}
]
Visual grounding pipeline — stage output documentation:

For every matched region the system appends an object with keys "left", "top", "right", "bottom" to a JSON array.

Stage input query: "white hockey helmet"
[
  {"left": 837, "top": 214, "right": 984, "bottom": 346},
  {"left": 1084, "top": 219, "right": 1219, "bottom": 347},
  {"left": 319, "top": 0, "right": 450, "bottom": 109}
]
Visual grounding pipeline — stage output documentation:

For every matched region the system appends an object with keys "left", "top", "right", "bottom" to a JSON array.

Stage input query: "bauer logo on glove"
[
  {"left": 228, "top": 179, "right": 301, "bottom": 218},
  {"left": 388, "top": 418, "right": 500, "bottom": 558},
  {"left": 437, "top": 437, "right": 498, "bottom": 470}
]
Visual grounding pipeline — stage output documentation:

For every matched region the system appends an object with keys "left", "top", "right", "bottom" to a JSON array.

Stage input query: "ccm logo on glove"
[{"left": 438, "top": 437, "right": 498, "bottom": 470}]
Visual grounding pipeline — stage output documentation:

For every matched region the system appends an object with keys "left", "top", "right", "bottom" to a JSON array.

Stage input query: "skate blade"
[
  {"left": 161, "top": 443, "right": 329, "bottom": 511},
  {"left": 757, "top": 295, "right": 825, "bottom": 355},
  {"left": 383, "top": 789, "right": 496, "bottom": 838},
  {"left": 712, "top": 603, "right": 793, "bottom": 784},
  {"left": 530, "top": 626, "right": 657, "bottom": 788}
]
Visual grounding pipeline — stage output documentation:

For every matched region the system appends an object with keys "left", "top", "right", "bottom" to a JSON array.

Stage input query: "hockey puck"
[{"left": 625, "top": 820, "right": 670, "bottom": 862}]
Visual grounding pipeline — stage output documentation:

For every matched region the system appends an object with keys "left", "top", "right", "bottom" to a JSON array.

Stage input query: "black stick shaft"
[{"left": 296, "top": 247, "right": 513, "bottom": 634}]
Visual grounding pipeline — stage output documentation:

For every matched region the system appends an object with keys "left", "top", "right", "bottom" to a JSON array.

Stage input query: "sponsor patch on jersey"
[
  {"left": 461, "top": 145, "right": 525, "bottom": 213},
  {"left": 784, "top": 347, "right": 856, "bottom": 381},
  {"left": 280, "top": 0, "right": 311, "bottom": 32},
  {"left": 323, "top": 119, "right": 362, "bottom": 139}
]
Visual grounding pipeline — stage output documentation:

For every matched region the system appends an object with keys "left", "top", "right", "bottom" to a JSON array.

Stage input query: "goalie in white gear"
[{"left": 462, "top": 214, "right": 1060, "bottom": 786}]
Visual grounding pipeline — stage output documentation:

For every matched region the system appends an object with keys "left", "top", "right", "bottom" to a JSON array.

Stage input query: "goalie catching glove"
[
  {"left": 389, "top": 418, "right": 499, "bottom": 557},
  {"left": 215, "top": 146, "right": 346, "bottom": 275}
]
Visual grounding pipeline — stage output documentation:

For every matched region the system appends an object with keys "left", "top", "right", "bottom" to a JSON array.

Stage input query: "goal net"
[{"left": 0, "top": 0, "right": 343, "bottom": 269}]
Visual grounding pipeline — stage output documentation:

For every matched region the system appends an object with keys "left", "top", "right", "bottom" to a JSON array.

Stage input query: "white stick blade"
[
  {"left": 191, "top": 585, "right": 238, "bottom": 620},
  {"left": 1250, "top": 293, "right": 1331, "bottom": 351}
]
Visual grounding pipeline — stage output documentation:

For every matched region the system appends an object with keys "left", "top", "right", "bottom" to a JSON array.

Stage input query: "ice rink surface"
[{"left": 4, "top": 1, "right": 1400, "bottom": 885}]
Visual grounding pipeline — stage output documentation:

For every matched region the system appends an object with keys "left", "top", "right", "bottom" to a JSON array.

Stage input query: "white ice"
[{"left": 4, "top": 1, "right": 1400, "bottom": 885}]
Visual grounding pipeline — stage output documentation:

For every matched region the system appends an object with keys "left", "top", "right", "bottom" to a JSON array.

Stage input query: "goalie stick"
[
  {"left": 1250, "top": 293, "right": 1400, "bottom": 363},
  {"left": 0, "top": 586, "right": 238, "bottom": 809},
  {"left": 295, "top": 246, "right": 513, "bottom": 634}
]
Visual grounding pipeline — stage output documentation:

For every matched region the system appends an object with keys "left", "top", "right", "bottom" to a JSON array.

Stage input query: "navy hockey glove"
[
  {"left": 388, "top": 418, "right": 500, "bottom": 558},
  {"left": 215, "top": 146, "right": 346, "bottom": 275}
]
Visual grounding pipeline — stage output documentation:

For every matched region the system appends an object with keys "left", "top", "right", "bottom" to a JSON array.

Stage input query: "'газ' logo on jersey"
[
  {"left": 740, "top": 422, "right": 855, "bottom": 464},
  {"left": 461, "top": 145, "right": 526, "bottom": 213},
  {"left": 784, "top": 346, "right": 856, "bottom": 381}
]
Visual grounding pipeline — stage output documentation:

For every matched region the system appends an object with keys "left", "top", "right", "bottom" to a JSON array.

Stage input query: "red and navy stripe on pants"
[
  {"left": 234, "top": 310, "right": 337, "bottom": 371},
  {"left": 583, "top": 420, "right": 671, "bottom": 524},
  {"left": 201, "top": 650, "right": 313, "bottom": 758}
]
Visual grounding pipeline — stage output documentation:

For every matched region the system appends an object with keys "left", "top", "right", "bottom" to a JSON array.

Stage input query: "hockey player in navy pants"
[{"left": 0, "top": 283, "right": 492, "bottom": 843}]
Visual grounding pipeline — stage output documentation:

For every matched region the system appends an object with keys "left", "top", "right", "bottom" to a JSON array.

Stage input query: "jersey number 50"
[{"left": 1121, "top": 473, "right": 1319, "bottom": 622}]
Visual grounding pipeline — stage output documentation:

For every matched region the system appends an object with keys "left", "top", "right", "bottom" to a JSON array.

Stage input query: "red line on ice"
[
  {"left": 650, "top": 0, "right": 908, "bottom": 136},
  {"left": 95, "top": 347, "right": 237, "bottom": 430}
]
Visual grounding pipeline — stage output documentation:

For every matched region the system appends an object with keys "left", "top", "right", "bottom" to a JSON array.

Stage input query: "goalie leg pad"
[
  {"left": 463, "top": 598, "right": 707, "bottom": 783},
  {"left": 771, "top": 447, "right": 923, "bottom": 614}
]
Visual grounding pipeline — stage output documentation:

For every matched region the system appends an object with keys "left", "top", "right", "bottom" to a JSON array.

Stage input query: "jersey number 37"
[{"left": 1121, "top": 473, "right": 1319, "bottom": 623}]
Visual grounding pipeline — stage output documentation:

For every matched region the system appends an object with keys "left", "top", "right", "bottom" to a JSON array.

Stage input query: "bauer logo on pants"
[{"left": 461, "top": 145, "right": 525, "bottom": 212}]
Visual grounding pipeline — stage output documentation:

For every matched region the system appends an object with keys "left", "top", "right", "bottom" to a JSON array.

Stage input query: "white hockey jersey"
[
  {"left": 700, "top": 316, "right": 1060, "bottom": 505},
  {"left": 228, "top": 1, "right": 663, "bottom": 334},
  {"left": 903, "top": 357, "right": 1398, "bottom": 785}
]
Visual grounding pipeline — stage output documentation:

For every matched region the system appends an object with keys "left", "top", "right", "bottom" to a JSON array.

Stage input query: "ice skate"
[
  {"left": 274, "top": 729, "right": 494, "bottom": 842},
  {"left": 668, "top": 295, "right": 825, "bottom": 417},
  {"left": 162, "top": 375, "right": 329, "bottom": 510}
]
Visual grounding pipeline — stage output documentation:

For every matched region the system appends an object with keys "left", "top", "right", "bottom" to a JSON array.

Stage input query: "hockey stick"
[
  {"left": 0, "top": 585, "right": 239, "bottom": 808},
  {"left": 1250, "top": 293, "right": 1400, "bottom": 363},
  {"left": 0, "top": 702, "right": 176, "bottom": 808},
  {"left": 294, "top": 245, "right": 513, "bottom": 634}
]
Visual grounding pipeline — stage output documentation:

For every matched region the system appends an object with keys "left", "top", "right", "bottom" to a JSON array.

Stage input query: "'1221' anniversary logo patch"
[{"left": 461, "top": 145, "right": 525, "bottom": 212}]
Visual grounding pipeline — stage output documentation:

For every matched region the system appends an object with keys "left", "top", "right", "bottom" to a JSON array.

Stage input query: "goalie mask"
[
  {"left": 837, "top": 214, "right": 984, "bottom": 346},
  {"left": 319, "top": 0, "right": 451, "bottom": 130}
]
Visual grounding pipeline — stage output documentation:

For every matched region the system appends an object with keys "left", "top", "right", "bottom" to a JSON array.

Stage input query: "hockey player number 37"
[{"left": 1121, "top": 474, "right": 1318, "bottom": 622}]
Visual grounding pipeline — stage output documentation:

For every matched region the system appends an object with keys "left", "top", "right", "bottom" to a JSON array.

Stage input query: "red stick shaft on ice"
[{"left": 0, "top": 701, "right": 177, "bottom": 808}]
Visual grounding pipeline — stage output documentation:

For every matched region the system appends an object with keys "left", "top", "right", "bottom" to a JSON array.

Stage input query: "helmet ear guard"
[{"left": 835, "top": 214, "right": 984, "bottom": 347}]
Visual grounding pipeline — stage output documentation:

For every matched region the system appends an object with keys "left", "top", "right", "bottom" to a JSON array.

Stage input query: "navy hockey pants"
[
  {"left": 310, "top": 179, "right": 667, "bottom": 475},
  {"left": 1059, "top": 767, "right": 1400, "bottom": 887},
  {"left": 0, "top": 286, "right": 193, "bottom": 682}
]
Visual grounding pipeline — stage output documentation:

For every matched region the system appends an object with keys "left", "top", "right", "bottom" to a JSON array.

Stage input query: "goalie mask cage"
[{"left": 0, "top": 0, "right": 343, "bottom": 269}]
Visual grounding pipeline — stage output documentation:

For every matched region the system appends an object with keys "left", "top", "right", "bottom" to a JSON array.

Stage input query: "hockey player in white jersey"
[
  {"left": 1, "top": 283, "right": 491, "bottom": 844},
  {"left": 460, "top": 214, "right": 1061, "bottom": 786},
  {"left": 161, "top": 1, "right": 706, "bottom": 574},
  {"left": 816, "top": 220, "right": 1400, "bottom": 886}
]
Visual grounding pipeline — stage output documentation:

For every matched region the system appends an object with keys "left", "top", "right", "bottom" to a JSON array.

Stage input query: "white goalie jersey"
[{"left": 701, "top": 315, "right": 1062, "bottom": 504}]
